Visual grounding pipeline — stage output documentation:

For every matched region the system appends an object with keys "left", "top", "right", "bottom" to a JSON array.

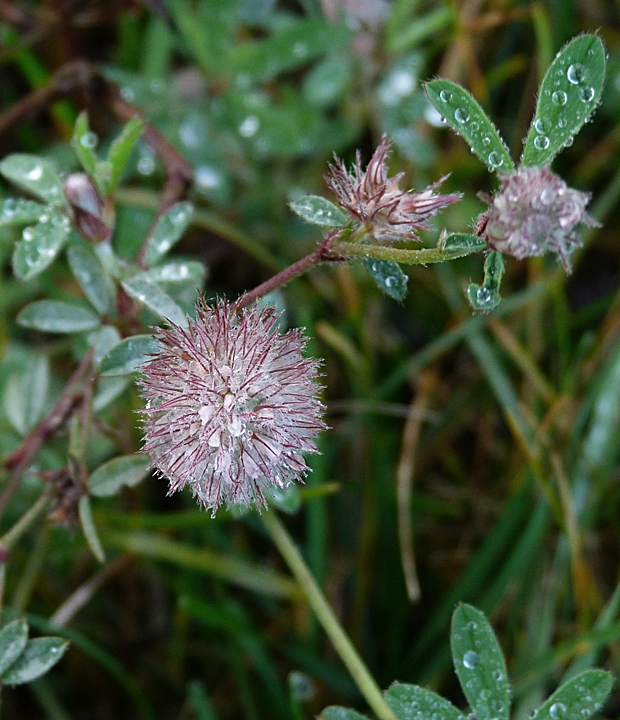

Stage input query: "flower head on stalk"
[
  {"left": 326, "top": 137, "right": 461, "bottom": 242},
  {"left": 483, "top": 166, "right": 599, "bottom": 272},
  {"left": 138, "top": 299, "right": 326, "bottom": 514}
]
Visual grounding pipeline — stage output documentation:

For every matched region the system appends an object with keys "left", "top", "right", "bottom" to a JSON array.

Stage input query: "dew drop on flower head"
[{"left": 138, "top": 298, "right": 327, "bottom": 515}]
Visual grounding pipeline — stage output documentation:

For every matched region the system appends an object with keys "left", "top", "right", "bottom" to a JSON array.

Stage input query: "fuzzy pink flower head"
[
  {"left": 484, "top": 166, "right": 599, "bottom": 272},
  {"left": 326, "top": 137, "right": 461, "bottom": 242},
  {"left": 138, "top": 299, "right": 326, "bottom": 514}
]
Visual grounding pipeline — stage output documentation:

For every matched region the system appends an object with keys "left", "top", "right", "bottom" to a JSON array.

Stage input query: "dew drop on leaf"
[
  {"left": 454, "top": 107, "right": 470, "bottom": 123},
  {"left": 551, "top": 90, "right": 568, "bottom": 106},
  {"left": 534, "top": 118, "right": 550, "bottom": 134},
  {"left": 578, "top": 86, "right": 595, "bottom": 102},
  {"left": 462, "top": 650, "right": 481, "bottom": 668},
  {"left": 533, "top": 135, "right": 550, "bottom": 150},
  {"left": 549, "top": 703, "right": 566, "bottom": 720},
  {"left": 566, "top": 63, "right": 585, "bottom": 84},
  {"left": 488, "top": 152, "right": 503, "bottom": 168},
  {"left": 439, "top": 89, "right": 452, "bottom": 103}
]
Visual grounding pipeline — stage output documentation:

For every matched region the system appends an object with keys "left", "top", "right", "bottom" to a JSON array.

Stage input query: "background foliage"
[{"left": 0, "top": 1, "right": 620, "bottom": 719}]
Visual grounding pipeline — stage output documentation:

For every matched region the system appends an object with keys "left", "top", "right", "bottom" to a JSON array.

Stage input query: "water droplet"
[
  {"left": 390, "top": 70, "right": 415, "bottom": 97},
  {"left": 563, "top": 136, "right": 574, "bottom": 148},
  {"left": 454, "top": 107, "right": 470, "bottom": 123},
  {"left": 534, "top": 118, "right": 550, "bottom": 134},
  {"left": 27, "top": 165, "right": 43, "bottom": 181},
  {"left": 476, "top": 287, "right": 492, "bottom": 305},
  {"left": 80, "top": 131, "right": 98, "bottom": 149},
  {"left": 385, "top": 276, "right": 397, "bottom": 288},
  {"left": 534, "top": 135, "right": 550, "bottom": 150},
  {"left": 439, "top": 89, "right": 452, "bottom": 103},
  {"left": 120, "top": 86, "right": 135, "bottom": 102},
  {"left": 492, "top": 670, "right": 503, "bottom": 681},
  {"left": 482, "top": 136, "right": 491, "bottom": 146},
  {"left": 179, "top": 120, "right": 201, "bottom": 149},
  {"left": 540, "top": 187, "right": 555, "bottom": 204},
  {"left": 195, "top": 165, "right": 223, "bottom": 190},
  {"left": 551, "top": 90, "right": 567, "bottom": 106},
  {"left": 293, "top": 41, "right": 308, "bottom": 58},
  {"left": 38, "top": 213, "right": 49, "bottom": 223},
  {"left": 470, "top": 120, "right": 479, "bottom": 131},
  {"left": 558, "top": 118, "right": 567, "bottom": 128},
  {"left": 488, "top": 152, "right": 503, "bottom": 168},
  {"left": 550, "top": 703, "right": 566, "bottom": 720},
  {"left": 238, "top": 115, "right": 260, "bottom": 137},
  {"left": 578, "top": 86, "right": 595, "bottom": 102},
  {"left": 567, "top": 63, "right": 585, "bottom": 84},
  {"left": 463, "top": 650, "right": 480, "bottom": 669},
  {"left": 137, "top": 156, "right": 155, "bottom": 175}
]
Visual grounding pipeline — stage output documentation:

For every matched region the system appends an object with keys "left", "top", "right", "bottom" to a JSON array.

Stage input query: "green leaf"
[
  {"left": 467, "top": 251, "right": 505, "bottom": 312},
  {"left": 92, "top": 325, "right": 122, "bottom": 365},
  {"left": 12, "top": 214, "right": 71, "bottom": 280},
  {"left": 0, "top": 198, "right": 47, "bottom": 227},
  {"left": 1, "top": 637, "right": 69, "bottom": 686},
  {"left": 289, "top": 195, "right": 348, "bottom": 227},
  {"left": 139, "top": 260, "right": 207, "bottom": 285},
  {"left": 99, "top": 334, "right": 160, "bottom": 376},
  {"left": 93, "top": 376, "right": 131, "bottom": 412},
  {"left": 72, "top": 112, "right": 98, "bottom": 178},
  {"left": 522, "top": 34, "right": 606, "bottom": 167},
  {"left": 143, "top": 202, "right": 193, "bottom": 266},
  {"left": 106, "top": 117, "right": 145, "bottom": 194},
  {"left": 78, "top": 494, "right": 105, "bottom": 562},
  {"left": 17, "top": 300, "right": 101, "bottom": 333},
  {"left": 364, "top": 258, "right": 408, "bottom": 301},
  {"left": 385, "top": 683, "right": 463, "bottom": 720},
  {"left": 303, "top": 54, "right": 352, "bottom": 107},
  {"left": 266, "top": 485, "right": 301, "bottom": 515},
  {"left": 121, "top": 276, "right": 187, "bottom": 326},
  {"left": 3, "top": 354, "right": 50, "bottom": 436},
  {"left": 0, "top": 154, "right": 66, "bottom": 204},
  {"left": 320, "top": 707, "right": 369, "bottom": 720},
  {"left": 535, "top": 671, "right": 612, "bottom": 720},
  {"left": 425, "top": 80, "right": 514, "bottom": 172},
  {"left": 0, "top": 620, "right": 29, "bottom": 676},
  {"left": 89, "top": 453, "right": 152, "bottom": 497},
  {"left": 451, "top": 604, "right": 511, "bottom": 720},
  {"left": 67, "top": 243, "right": 113, "bottom": 314}
]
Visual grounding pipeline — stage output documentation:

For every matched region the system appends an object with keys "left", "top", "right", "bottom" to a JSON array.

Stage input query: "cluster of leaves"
[
  {"left": 323, "top": 605, "right": 613, "bottom": 720},
  {"left": 0, "top": 619, "right": 67, "bottom": 688}
]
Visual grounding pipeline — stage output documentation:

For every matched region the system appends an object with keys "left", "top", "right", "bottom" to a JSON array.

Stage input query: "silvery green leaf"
[
  {"left": 93, "top": 376, "right": 131, "bottom": 412},
  {"left": 0, "top": 154, "right": 65, "bottom": 204},
  {"left": 522, "top": 34, "right": 606, "bottom": 167},
  {"left": 320, "top": 707, "right": 369, "bottom": 720},
  {"left": 0, "top": 620, "right": 29, "bottom": 676},
  {"left": 266, "top": 484, "right": 301, "bottom": 514},
  {"left": 386, "top": 683, "right": 463, "bottom": 720},
  {"left": 92, "top": 325, "right": 122, "bottom": 365},
  {"left": 425, "top": 80, "right": 514, "bottom": 173},
  {"left": 89, "top": 453, "right": 152, "bottom": 497},
  {"left": 535, "top": 671, "right": 612, "bottom": 720},
  {"left": 143, "top": 202, "right": 193, "bottom": 266},
  {"left": 99, "top": 334, "right": 160, "bottom": 376},
  {"left": 289, "top": 195, "right": 348, "bottom": 227},
  {"left": 0, "top": 198, "right": 47, "bottom": 227},
  {"left": 106, "top": 117, "right": 145, "bottom": 194},
  {"left": 2, "top": 637, "right": 69, "bottom": 685},
  {"left": 17, "top": 300, "right": 101, "bottom": 333},
  {"left": 364, "top": 258, "right": 408, "bottom": 301},
  {"left": 3, "top": 354, "right": 50, "bottom": 436},
  {"left": 12, "top": 214, "right": 71, "bottom": 280},
  {"left": 67, "top": 243, "right": 113, "bottom": 314},
  {"left": 439, "top": 232, "right": 487, "bottom": 256},
  {"left": 78, "top": 495, "right": 105, "bottom": 562},
  {"left": 121, "top": 276, "right": 187, "bottom": 327},
  {"left": 72, "top": 112, "right": 98, "bottom": 178},
  {"left": 467, "top": 251, "right": 504, "bottom": 312},
  {"left": 451, "top": 604, "right": 510, "bottom": 720},
  {"left": 139, "top": 260, "right": 207, "bottom": 285}
]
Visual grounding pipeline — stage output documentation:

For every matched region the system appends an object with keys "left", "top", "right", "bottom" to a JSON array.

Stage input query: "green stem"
[
  {"left": 262, "top": 511, "right": 397, "bottom": 720},
  {"left": 329, "top": 241, "right": 482, "bottom": 264}
]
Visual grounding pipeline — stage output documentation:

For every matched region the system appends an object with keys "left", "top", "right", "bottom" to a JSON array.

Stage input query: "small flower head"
[
  {"left": 326, "top": 137, "right": 461, "bottom": 242},
  {"left": 484, "top": 166, "right": 598, "bottom": 272},
  {"left": 138, "top": 299, "right": 326, "bottom": 514}
]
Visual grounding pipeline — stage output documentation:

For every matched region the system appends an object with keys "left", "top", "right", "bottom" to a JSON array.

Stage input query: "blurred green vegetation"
[{"left": 1, "top": 1, "right": 620, "bottom": 719}]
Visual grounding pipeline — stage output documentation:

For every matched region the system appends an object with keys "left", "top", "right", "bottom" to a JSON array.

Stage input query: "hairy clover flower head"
[
  {"left": 484, "top": 166, "right": 598, "bottom": 272},
  {"left": 138, "top": 299, "right": 326, "bottom": 514},
  {"left": 326, "top": 137, "right": 461, "bottom": 242}
]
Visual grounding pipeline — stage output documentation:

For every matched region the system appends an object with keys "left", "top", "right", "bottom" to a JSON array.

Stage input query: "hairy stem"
[
  {"left": 262, "top": 511, "right": 396, "bottom": 720},
  {"left": 235, "top": 230, "right": 340, "bottom": 311}
]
